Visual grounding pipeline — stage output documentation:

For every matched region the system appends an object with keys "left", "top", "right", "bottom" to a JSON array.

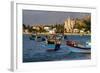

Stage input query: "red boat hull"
[{"left": 66, "top": 41, "right": 90, "bottom": 50}]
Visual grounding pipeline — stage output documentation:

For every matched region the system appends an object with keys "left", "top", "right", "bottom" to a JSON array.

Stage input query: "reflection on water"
[{"left": 23, "top": 34, "right": 91, "bottom": 62}]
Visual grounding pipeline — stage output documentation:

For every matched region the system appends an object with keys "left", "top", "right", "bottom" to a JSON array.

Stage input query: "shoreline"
[{"left": 23, "top": 32, "right": 91, "bottom": 35}]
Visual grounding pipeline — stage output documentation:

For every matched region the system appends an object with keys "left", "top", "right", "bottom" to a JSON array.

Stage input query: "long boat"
[{"left": 66, "top": 40, "right": 91, "bottom": 50}]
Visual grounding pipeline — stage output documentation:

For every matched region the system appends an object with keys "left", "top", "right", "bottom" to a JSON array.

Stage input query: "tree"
[
  {"left": 83, "top": 17, "right": 91, "bottom": 32},
  {"left": 23, "top": 24, "right": 27, "bottom": 29},
  {"left": 55, "top": 23, "right": 64, "bottom": 33},
  {"left": 27, "top": 25, "right": 33, "bottom": 33},
  {"left": 74, "top": 16, "right": 91, "bottom": 32}
]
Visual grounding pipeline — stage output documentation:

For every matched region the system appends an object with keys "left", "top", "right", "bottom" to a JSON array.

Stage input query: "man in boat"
[{"left": 54, "top": 39, "right": 61, "bottom": 51}]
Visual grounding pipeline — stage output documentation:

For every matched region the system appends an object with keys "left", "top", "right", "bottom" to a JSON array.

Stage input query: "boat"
[
  {"left": 29, "top": 34, "right": 37, "bottom": 40},
  {"left": 47, "top": 39, "right": 55, "bottom": 44},
  {"left": 29, "top": 34, "right": 46, "bottom": 42},
  {"left": 36, "top": 36, "right": 46, "bottom": 42},
  {"left": 47, "top": 34, "right": 63, "bottom": 44},
  {"left": 66, "top": 40, "right": 91, "bottom": 50},
  {"left": 47, "top": 35, "right": 55, "bottom": 44},
  {"left": 46, "top": 44, "right": 61, "bottom": 52}
]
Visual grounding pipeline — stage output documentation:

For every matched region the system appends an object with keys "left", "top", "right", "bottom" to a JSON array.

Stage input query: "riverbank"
[
  {"left": 64, "top": 33, "right": 91, "bottom": 35},
  {"left": 23, "top": 32, "right": 91, "bottom": 35}
]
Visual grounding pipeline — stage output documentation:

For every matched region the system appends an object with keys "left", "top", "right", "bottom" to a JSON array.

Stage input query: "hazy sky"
[{"left": 23, "top": 10, "right": 91, "bottom": 25}]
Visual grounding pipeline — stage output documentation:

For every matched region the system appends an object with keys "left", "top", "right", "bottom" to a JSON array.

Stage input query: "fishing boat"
[
  {"left": 29, "top": 34, "right": 37, "bottom": 40},
  {"left": 47, "top": 39, "right": 55, "bottom": 44},
  {"left": 47, "top": 34, "right": 63, "bottom": 44},
  {"left": 29, "top": 34, "right": 46, "bottom": 42},
  {"left": 47, "top": 35, "right": 55, "bottom": 44},
  {"left": 66, "top": 40, "right": 91, "bottom": 50}
]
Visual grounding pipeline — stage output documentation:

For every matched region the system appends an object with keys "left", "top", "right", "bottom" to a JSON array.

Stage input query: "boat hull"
[{"left": 66, "top": 40, "right": 91, "bottom": 50}]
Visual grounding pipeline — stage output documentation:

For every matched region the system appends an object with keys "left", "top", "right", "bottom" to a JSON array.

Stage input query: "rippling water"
[{"left": 23, "top": 34, "right": 91, "bottom": 62}]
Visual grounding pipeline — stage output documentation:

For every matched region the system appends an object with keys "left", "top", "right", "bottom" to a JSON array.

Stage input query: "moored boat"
[
  {"left": 29, "top": 34, "right": 46, "bottom": 42},
  {"left": 29, "top": 34, "right": 37, "bottom": 40}
]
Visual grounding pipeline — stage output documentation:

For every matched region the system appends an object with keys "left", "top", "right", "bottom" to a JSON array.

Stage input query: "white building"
[
  {"left": 73, "top": 29, "right": 79, "bottom": 33},
  {"left": 44, "top": 27, "right": 50, "bottom": 31}
]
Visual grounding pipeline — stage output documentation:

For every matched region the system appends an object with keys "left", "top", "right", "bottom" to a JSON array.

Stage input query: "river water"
[{"left": 23, "top": 34, "right": 91, "bottom": 62}]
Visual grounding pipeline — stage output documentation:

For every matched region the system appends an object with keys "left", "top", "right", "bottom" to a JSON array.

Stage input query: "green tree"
[
  {"left": 23, "top": 24, "right": 27, "bottom": 29},
  {"left": 55, "top": 23, "right": 64, "bottom": 33},
  {"left": 83, "top": 18, "right": 91, "bottom": 31}
]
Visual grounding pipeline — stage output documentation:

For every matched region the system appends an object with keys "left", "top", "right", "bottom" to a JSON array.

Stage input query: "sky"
[{"left": 23, "top": 10, "right": 91, "bottom": 26}]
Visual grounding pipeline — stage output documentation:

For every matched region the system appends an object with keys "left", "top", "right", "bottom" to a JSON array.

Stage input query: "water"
[{"left": 23, "top": 34, "right": 91, "bottom": 62}]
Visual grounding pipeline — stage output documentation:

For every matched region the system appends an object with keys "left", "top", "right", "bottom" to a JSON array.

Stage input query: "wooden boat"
[
  {"left": 47, "top": 35, "right": 55, "bottom": 44},
  {"left": 29, "top": 34, "right": 46, "bottom": 42},
  {"left": 47, "top": 34, "right": 63, "bottom": 44},
  {"left": 46, "top": 49, "right": 56, "bottom": 52},
  {"left": 47, "top": 39, "right": 55, "bottom": 44},
  {"left": 29, "top": 34, "right": 36, "bottom": 40},
  {"left": 66, "top": 40, "right": 91, "bottom": 50}
]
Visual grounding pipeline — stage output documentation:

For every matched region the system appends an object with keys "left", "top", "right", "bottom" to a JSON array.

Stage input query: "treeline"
[
  {"left": 23, "top": 24, "right": 47, "bottom": 33},
  {"left": 23, "top": 23, "right": 64, "bottom": 33},
  {"left": 74, "top": 16, "right": 91, "bottom": 32}
]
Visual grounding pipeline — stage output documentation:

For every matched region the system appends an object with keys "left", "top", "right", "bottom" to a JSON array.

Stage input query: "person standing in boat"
[{"left": 54, "top": 39, "right": 61, "bottom": 51}]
